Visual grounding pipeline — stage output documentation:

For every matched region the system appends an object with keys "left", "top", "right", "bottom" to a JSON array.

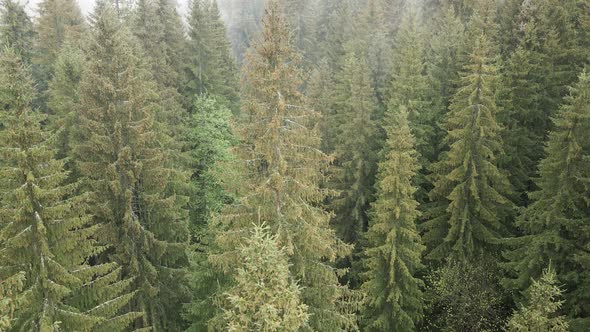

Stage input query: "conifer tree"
[
  {"left": 307, "top": 59, "right": 337, "bottom": 153},
  {"left": 361, "top": 109, "right": 425, "bottom": 332},
  {"left": 507, "top": 265, "right": 569, "bottom": 332},
  {"left": 386, "top": 9, "right": 432, "bottom": 202},
  {"left": 0, "top": 0, "right": 34, "bottom": 63},
  {"left": 0, "top": 272, "right": 25, "bottom": 331},
  {"left": 216, "top": 225, "right": 309, "bottom": 331},
  {"left": 422, "top": 34, "right": 513, "bottom": 261},
  {"left": 331, "top": 48, "right": 379, "bottom": 246},
  {"left": 0, "top": 47, "right": 140, "bottom": 332},
  {"left": 426, "top": 5, "right": 466, "bottom": 157},
  {"left": 504, "top": 70, "right": 590, "bottom": 322},
  {"left": 210, "top": 1, "right": 356, "bottom": 330},
  {"left": 46, "top": 43, "right": 84, "bottom": 164},
  {"left": 74, "top": 2, "right": 190, "bottom": 330},
  {"left": 185, "top": 0, "right": 239, "bottom": 111},
  {"left": 34, "top": 0, "right": 85, "bottom": 90}
]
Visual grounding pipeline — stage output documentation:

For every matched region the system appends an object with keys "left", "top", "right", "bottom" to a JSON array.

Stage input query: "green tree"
[
  {"left": 507, "top": 265, "right": 569, "bottom": 332},
  {"left": 74, "top": 2, "right": 190, "bottom": 330},
  {"left": 0, "top": 48, "right": 139, "bottom": 332},
  {"left": 386, "top": 8, "right": 433, "bottom": 202},
  {"left": 422, "top": 34, "right": 514, "bottom": 261},
  {"left": 0, "top": 0, "right": 34, "bottom": 63},
  {"left": 331, "top": 48, "right": 379, "bottom": 246},
  {"left": 34, "top": 0, "right": 85, "bottom": 92},
  {"left": 210, "top": 1, "right": 356, "bottom": 330},
  {"left": 504, "top": 70, "right": 590, "bottom": 325},
  {"left": 422, "top": 258, "right": 507, "bottom": 332},
  {"left": 185, "top": 0, "right": 239, "bottom": 111},
  {"left": 0, "top": 272, "right": 25, "bottom": 331},
  {"left": 361, "top": 109, "right": 425, "bottom": 332},
  {"left": 216, "top": 225, "right": 309, "bottom": 331}
]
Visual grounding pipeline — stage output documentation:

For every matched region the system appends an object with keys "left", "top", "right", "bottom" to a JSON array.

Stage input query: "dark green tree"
[
  {"left": 0, "top": 47, "right": 139, "bottom": 332},
  {"left": 74, "top": 2, "right": 190, "bottom": 330},
  {"left": 0, "top": 0, "right": 34, "bottom": 63},
  {"left": 422, "top": 34, "right": 514, "bottom": 261},
  {"left": 504, "top": 70, "right": 590, "bottom": 325},
  {"left": 361, "top": 109, "right": 425, "bottom": 331}
]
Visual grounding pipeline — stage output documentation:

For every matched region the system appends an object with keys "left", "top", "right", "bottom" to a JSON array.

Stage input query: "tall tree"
[
  {"left": 504, "top": 70, "right": 590, "bottom": 325},
  {"left": 507, "top": 265, "right": 569, "bottom": 332},
  {"left": 361, "top": 109, "right": 425, "bottom": 331},
  {"left": 215, "top": 225, "right": 309, "bottom": 331},
  {"left": 386, "top": 8, "right": 432, "bottom": 202},
  {"left": 0, "top": 0, "right": 34, "bottom": 63},
  {"left": 210, "top": 1, "right": 356, "bottom": 330},
  {"left": 34, "top": 0, "right": 85, "bottom": 90},
  {"left": 0, "top": 47, "right": 139, "bottom": 332},
  {"left": 331, "top": 48, "right": 379, "bottom": 247},
  {"left": 422, "top": 34, "right": 514, "bottom": 261},
  {"left": 185, "top": 0, "right": 239, "bottom": 111},
  {"left": 74, "top": 2, "right": 190, "bottom": 330}
]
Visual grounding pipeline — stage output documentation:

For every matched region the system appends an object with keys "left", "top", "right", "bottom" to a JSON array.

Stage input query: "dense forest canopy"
[{"left": 0, "top": 0, "right": 589, "bottom": 331}]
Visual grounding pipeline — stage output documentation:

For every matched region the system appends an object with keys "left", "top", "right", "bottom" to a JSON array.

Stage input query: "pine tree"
[
  {"left": 210, "top": 1, "right": 356, "bottom": 330},
  {"left": 185, "top": 0, "right": 239, "bottom": 111},
  {"left": 504, "top": 69, "right": 590, "bottom": 323},
  {"left": 0, "top": 0, "right": 35, "bottom": 63},
  {"left": 0, "top": 47, "right": 140, "bottom": 332},
  {"left": 46, "top": 43, "right": 84, "bottom": 165},
  {"left": 34, "top": 0, "right": 85, "bottom": 91},
  {"left": 361, "top": 109, "right": 425, "bottom": 332},
  {"left": 386, "top": 8, "right": 432, "bottom": 202},
  {"left": 507, "top": 265, "right": 569, "bottom": 332},
  {"left": 307, "top": 58, "right": 337, "bottom": 154},
  {"left": 74, "top": 2, "right": 190, "bottom": 330},
  {"left": 331, "top": 48, "right": 379, "bottom": 246},
  {"left": 422, "top": 34, "right": 514, "bottom": 261},
  {"left": 215, "top": 225, "right": 309, "bottom": 331}
]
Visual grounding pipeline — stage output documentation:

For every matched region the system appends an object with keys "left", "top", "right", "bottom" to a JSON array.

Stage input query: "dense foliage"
[{"left": 0, "top": 0, "right": 589, "bottom": 331}]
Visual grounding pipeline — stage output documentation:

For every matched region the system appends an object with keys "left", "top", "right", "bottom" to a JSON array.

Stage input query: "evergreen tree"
[
  {"left": 46, "top": 43, "right": 84, "bottom": 165},
  {"left": 422, "top": 34, "right": 514, "bottom": 261},
  {"left": 425, "top": 4, "right": 466, "bottom": 158},
  {"left": 386, "top": 8, "right": 432, "bottom": 202},
  {"left": 185, "top": 0, "right": 239, "bottom": 111},
  {"left": 216, "top": 225, "right": 309, "bottom": 331},
  {"left": 307, "top": 58, "right": 337, "bottom": 154},
  {"left": 361, "top": 109, "right": 425, "bottom": 332},
  {"left": 74, "top": 2, "right": 190, "bottom": 330},
  {"left": 331, "top": 48, "right": 379, "bottom": 246},
  {"left": 0, "top": 47, "right": 139, "bottom": 332},
  {"left": 507, "top": 265, "right": 569, "bottom": 332},
  {"left": 210, "top": 1, "right": 356, "bottom": 330},
  {"left": 34, "top": 0, "right": 85, "bottom": 91},
  {"left": 0, "top": 272, "right": 25, "bottom": 331},
  {"left": 0, "top": 0, "right": 34, "bottom": 63},
  {"left": 504, "top": 70, "right": 590, "bottom": 324}
]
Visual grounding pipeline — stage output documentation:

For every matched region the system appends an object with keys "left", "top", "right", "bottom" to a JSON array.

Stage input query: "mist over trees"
[{"left": 0, "top": 0, "right": 589, "bottom": 331}]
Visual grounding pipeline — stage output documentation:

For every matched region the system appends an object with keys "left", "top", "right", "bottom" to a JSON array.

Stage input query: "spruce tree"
[
  {"left": 504, "top": 70, "right": 590, "bottom": 323},
  {"left": 386, "top": 8, "right": 432, "bottom": 202},
  {"left": 46, "top": 43, "right": 84, "bottom": 165},
  {"left": 0, "top": 0, "right": 34, "bottom": 63},
  {"left": 507, "top": 265, "right": 569, "bottom": 332},
  {"left": 185, "top": 0, "right": 239, "bottom": 111},
  {"left": 34, "top": 0, "right": 85, "bottom": 91},
  {"left": 361, "top": 109, "right": 425, "bottom": 331},
  {"left": 331, "top": 48, "right": 379, "bottom": 246},
  {"left": 74, "top": 2, "right": 190, "bottom": 330},
  {"left": 422, "top": 34, "right": 513, "bottom": 261},
  {"left": 210, "top": 1, "right": 356, "bottom": 330},
  {"left": 307, "top": 59, "right": 337, "bottom": 154},
  {"left": 0, "top": 272, "right": 25, "bottom": 331},
  {"left": 216, "top": 225, "right": 309, "bottom": 331},
  {"left": 0, "top": 48, "right": 140, "bottom": 332}
]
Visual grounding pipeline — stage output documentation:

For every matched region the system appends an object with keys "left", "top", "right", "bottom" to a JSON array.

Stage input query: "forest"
[{"left": 0, "top": 0, "right": 589, "bottom": 331}]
